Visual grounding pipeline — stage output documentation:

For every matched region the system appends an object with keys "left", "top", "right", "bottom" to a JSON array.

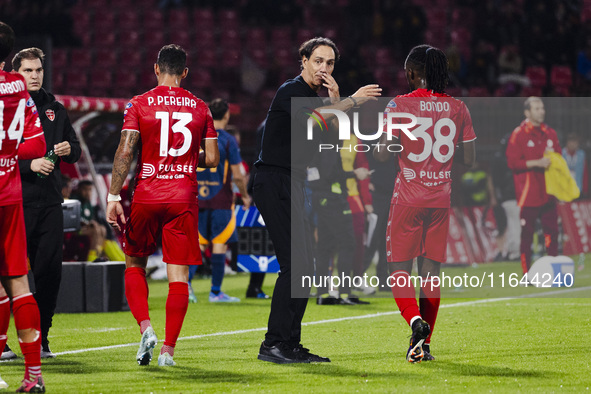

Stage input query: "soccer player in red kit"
[
  {"left": 375, "top": 45, "right": 476, "bottom": 363},
  {"left": 106, "top": 45, "right": 219, "bottom": 367},
  {"left": 0, "top": 21, "right": 47, "bottom": 392}
]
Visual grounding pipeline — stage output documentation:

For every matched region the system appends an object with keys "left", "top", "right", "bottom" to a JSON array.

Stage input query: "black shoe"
[
  {"left": 422, "top": 344, "right": 435, "bottom": 361},
  {"left": 338, "top": 296, "right": 358, "bottom": 305},
  {"left": 316, "top": 296, "right": 340, "bottom": 305},
  {"left": 406, "top": 319, "right": 430, "bottom": 363},
  {"left": 257, "top": 341, "right": 310, "bottom": 364},
  {"left": 246, "top": 287, "right": 270, "bottom": 299},
  {"left": 347, "top": 296, "right": 370, "bottom": 305},
  {"left": 41, "top": 343, "right": 56, "bottom": 359},
  {"left": 293, "top": 344, "right": 330, "bottom": 362}
]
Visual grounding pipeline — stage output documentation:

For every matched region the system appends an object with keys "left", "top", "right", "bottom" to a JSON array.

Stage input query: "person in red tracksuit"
[{"left": 506, "top": 97, "right": 561, "bottom": 275}]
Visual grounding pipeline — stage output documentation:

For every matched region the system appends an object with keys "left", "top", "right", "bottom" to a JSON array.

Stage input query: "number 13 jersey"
[
  {"left": 122, "top": 85, "right": 218, "bottom": 204},
  {"left": 384, "top": 89, "right": 476, "bottom": 208}
]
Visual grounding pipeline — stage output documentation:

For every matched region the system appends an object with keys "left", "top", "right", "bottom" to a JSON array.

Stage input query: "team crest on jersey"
[
  {"left": 527, "top": 140, "right": 534, "bottom": 147},
  {"left": 387, "top": 100, "right": 397, "bottom": 108},
  {"left": 26, "top": 97, "right": 35, "bottom": 107},
  {"left": 125, "top": 102, "right": 133, "bottom": 109},
  {"left": 45, "top": 109, "right": 55, "bottom": 121}
]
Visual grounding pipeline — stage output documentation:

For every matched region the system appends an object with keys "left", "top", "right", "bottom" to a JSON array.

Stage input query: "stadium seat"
[
  {"left": 395, "top": 70, "right": 408, "bottom": 90},
  {"left": 69, "top": 49, "right": 94, "bottom": 69},
  {"left": 296, "top": 28, "right": 315, "bottom": 44},
  {"left": 373, "top": 67, "right": 393, "bottom": 90},
  {"left": 450, "top": 27, "right": 471, "bottom": 48},
  {"left": 251, "top": 48, "right": 268, "bottom": 68},
  {"left": 525, "top": 66, "right": 547, "bottom": 88},
  {"left": 191, "top": 47, "right": 217, "bottom": 69},
  {"left": 112, "top": 70, "right": 139, "bottom": 98},
  {"left": 468, "top": 86, "right": 490, "bottom": 97},
  {"left": 118, "top": 10, "right": 140, "bottom": 31},
  {"left": 194, "top": 30, "right": 216, "bottom": 49},
  {"left": 520, "top": 86, "right": 543, "bottom": 97},
  {"left": 139, "top": 69, "right": 156, "bottom": 91},
  {"left": 89, "top": 69, "right": 113, "bottom": 96},
  {"left": 71, "top": 9, "right": 91, "bottom": 35},
  {"left": 143, "top": 30, "right": 166, "bottom": 54},
  {"left": 169, "top": 30, "right": 192, "bottom": 49},
  {"left": 51, "top": 48, "right": 69, "bottom": 70},
  {"left": 64, "top": 70, "right": 89, "bottom": 96},
  {"left": 188, "top": 68, "right": 213, "bottom": 92},
  {"left": 94, "top": 49, "right": 118, "bottom": 69},
  {"left": 93, "top": 31, "right": 117, "bottom": 49},
  {"left": 142, "top": 10, "right": 165, "bottom": 33},
  {"left": 218, "top": 9, "right": 239, "bottom": 30},
  {"left": 274, "top": 48, "right": 294, "bottom": 68},
  {"left": 550, "top": 65, "right": 573, "bottom": 87},
  {"left": 168, "top": 9, "right": 189, "bottom": 29},
  {"left": 375, "top": 47, "right": 395, "bottom": 67},
  {"left": 118, "top": 31, "right": 141, "bottom": 50},
  {"left": 119, "top": 51, "right": 143, "bottom": 69},
  {"left": 220, "top": 29, "right": 241, "bottom": 51},
  {"left": 192, "top": 8, "right": 215, "bottom": 31},
  {"left": 52, "top": 71, "right": 65, "bottom": 92},
  {"left": 220, "top": 48, "right": 242, "bottom": 69},
  {"left": 85, "top": 0, "right": 109, "bottom": 9},
  {"left": 246, "top": 28, "right": 267, "bottom": 46},
  {"left": 110, "top": 0, "right": 135, "bottom": 11},
  {"left": 93, "top": 9, "right": 116, "bottom": 31}
]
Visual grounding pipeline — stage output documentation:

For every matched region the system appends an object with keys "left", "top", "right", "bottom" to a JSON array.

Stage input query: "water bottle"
[{"left": 36, "top": 149, "right": 58, "bottom": 179}]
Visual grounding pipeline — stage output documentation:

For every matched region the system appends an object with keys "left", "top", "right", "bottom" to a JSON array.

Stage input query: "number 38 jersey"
[
  {"left": 122, "top": 85, "right": 218, "bottom": 204},
  {"left": 384, "top": 88, "right": 476, "bottom": 208}
]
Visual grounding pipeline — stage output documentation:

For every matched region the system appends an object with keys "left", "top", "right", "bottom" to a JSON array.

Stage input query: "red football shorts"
[
  {"left": 0, "top": 204, "right": 29, "bottom": 276},
  {"left": 123, "top": 202, "right": 202, "bottom": 265},
  {"left": 386, "top": 204, "right": 449, "bottom": 263}
]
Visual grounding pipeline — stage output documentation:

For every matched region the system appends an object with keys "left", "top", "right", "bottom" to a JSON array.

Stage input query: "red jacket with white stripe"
[{"left": 506, "top": 119, "right": 561, "bottom": 207}]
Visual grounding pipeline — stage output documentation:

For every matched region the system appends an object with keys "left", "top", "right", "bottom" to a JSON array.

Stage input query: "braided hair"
[{"left": 405, "top": 44, "right": 449, "bottom": 93}]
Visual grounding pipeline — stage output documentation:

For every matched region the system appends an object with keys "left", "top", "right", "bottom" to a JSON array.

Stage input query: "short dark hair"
[
  {"left": 298, "top": 37, "right": 340, "bottom": 65},
  {"left": 524, "top": 96, "right": 542, "bottom": 111},
  {"left": 209, "top": 98, "right": 229, "bottom": 121},
  {"left": 78, "top": 180, "right": 93, "bottom": 189},
  {"left": 12, "top": 47, "right": 45, "bottom": 72},
  {"left": 0, "top": 21, "right": 15, "bottom": 63},
  {"left": 156, "top": 44, "right": 187, "bottom": 76},
  {"left": 405, "top": 44, "right": 449, "bottom": 93}
]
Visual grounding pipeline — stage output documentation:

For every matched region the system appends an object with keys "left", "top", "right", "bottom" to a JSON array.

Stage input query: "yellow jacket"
[{"left": 545, "top": 151, "right": 580, "bottom": 202}]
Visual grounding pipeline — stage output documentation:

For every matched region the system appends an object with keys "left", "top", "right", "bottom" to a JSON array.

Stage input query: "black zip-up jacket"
[{"left": 19, "top": 88, "right": 81, "bottom": 208}]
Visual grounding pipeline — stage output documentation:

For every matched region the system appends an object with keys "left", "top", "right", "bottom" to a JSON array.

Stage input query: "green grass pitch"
[{"left": 1, "top": 258, "right": 590, "bottom": 393}]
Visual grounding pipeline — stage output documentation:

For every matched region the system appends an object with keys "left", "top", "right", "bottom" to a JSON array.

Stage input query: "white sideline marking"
[{"left": 3, "top": 286, "right": 589, "bottom": 359}]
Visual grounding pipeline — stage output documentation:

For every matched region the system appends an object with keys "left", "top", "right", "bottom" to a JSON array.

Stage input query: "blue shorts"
[{"left": 198, "top": 209, "right": 237, "bottom": 245}]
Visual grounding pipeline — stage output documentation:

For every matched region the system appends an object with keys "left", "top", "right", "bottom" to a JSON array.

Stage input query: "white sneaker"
[
  {"left": 209, "top": 291, "right": 240, "bottom": 303},
  {"left": 136, "top": 326, "right": 157, "bottom": 365},
  {"left": 354, "top": 283, "right": 377, "bottom": 295},
  {"left": 0, "top": 374, "right": 8, "bottom": 389},
  {"left": 158, "top": 352, "right": 176, "bottom": 366},
  {"left": 1, "top": 346, "right": 17, "bottom": 361},
  {"left": 40, "top": 345, "right": 56, "bottom": 359}
]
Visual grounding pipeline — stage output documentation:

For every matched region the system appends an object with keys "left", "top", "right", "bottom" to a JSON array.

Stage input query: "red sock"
[
  {"left": 390, "top": 271, "right": 421, "bottom": 326},
  {"left": 125, "top": 267, "right": 150, "bottom": 330},
  {"left": 419, "top": 277, "right": 441, "bottom": 344},
  {"left": 164, "top": 282, "right": 189, "bottom": 350},
  {"left": 0, "top": 295, "right": 10, "bottom": 351},
  {"left": 12, "top": 293, "right": 41, "bottom": 371}
]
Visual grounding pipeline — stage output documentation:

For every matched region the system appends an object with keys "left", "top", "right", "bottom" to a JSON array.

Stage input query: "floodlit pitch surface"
[{"left": 1, "top": 258, "right": 590, "bottom": 392}]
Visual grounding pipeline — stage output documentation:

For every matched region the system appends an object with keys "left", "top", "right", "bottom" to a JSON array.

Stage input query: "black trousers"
[
  {"left": 313, "top": 191, "right": 355, "bottom": 295},
  {"left": 363, "top": 192, "right": 391, "bottom": 284},
  {"left": 253, "top": 168, "right": 314, "bottom": 346},
  {"left": 24, "top": 203, "right": 63, "bottom": 347}
]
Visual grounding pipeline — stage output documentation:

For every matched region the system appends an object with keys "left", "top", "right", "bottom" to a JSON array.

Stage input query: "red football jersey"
[
  {"left": 0, "top": 71, "right": 44, "bottom": 206},
  {"left": 122, "top": 85, "right": 217, "bottom": 204},
  {"left": 383, "top": 89, "right": 476, "bottom": 208}
]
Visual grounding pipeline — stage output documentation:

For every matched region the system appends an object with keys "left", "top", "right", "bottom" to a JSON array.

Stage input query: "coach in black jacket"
[{"left": 13, "top": 48, "right": 81, "bottom": 358}]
